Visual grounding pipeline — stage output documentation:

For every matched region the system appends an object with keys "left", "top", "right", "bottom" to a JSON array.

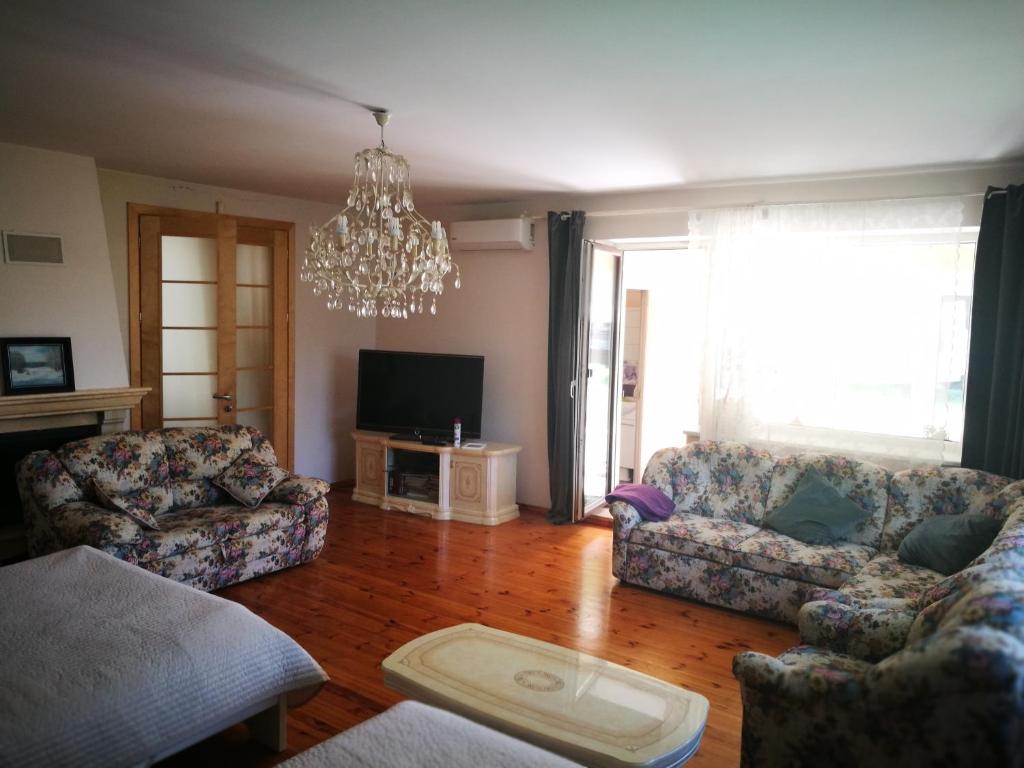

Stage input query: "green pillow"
[
  {"left": 897, "top": 514, "right": 1003, "bottom": 576},
  {"left": 765, "top": 466, "right": 869, "bottom": 545}
]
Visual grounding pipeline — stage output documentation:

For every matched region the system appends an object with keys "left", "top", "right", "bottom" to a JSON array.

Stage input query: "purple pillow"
[{"left": 605, "top": 483, "right": 674, "bottom": 521}]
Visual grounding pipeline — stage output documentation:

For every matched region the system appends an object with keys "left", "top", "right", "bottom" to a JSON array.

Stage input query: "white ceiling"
[{"left": 2, "top": 1, "right": 1022, "bottom": 206}]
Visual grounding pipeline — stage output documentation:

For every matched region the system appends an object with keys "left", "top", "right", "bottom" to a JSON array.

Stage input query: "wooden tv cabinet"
[{"left": 351, "top": 431, "right": 521, "bottom": 526}]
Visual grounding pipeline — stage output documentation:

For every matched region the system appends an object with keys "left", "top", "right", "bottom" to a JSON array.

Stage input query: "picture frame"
[{"left": 0, "top": 337, "right": 76, "bottom": 396}]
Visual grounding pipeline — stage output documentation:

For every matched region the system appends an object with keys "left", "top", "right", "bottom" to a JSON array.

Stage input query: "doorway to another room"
[{"left": 581, "top": 245, "right": 706, "bottom": 523}]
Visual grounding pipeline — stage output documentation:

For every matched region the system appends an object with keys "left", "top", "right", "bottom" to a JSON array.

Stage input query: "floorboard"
[{"left": 160, "top": 490, "right": 798, "bottom": 767}]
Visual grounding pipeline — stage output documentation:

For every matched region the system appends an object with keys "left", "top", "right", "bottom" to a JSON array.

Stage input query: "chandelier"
[{"left": 301, "top": 110, "right": 460, "bottom": 319}]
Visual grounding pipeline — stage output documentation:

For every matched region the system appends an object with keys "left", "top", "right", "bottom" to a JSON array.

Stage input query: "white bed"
[{"left": 0, "top": 545, "right": 327, "bottom": 767}]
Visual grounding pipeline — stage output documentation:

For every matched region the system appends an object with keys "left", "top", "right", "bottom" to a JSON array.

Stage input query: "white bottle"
[{"left": 453, "top": 418, "right": 462, "bottom": 448}]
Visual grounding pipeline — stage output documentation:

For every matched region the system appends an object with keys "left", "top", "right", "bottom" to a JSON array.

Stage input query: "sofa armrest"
[
  {"left": 733, "top": 648, "right": 868, "bottom": 704},
  {"left": 798, "top": 600, "right": 916, "bottom": 662},
  {"left": 16, "top": 450, "right": 85, "bottom": 512},
  {"left": 609, "top": 501, "right": 643, "bottom": 579},
  {"left": 268, "top": 475, "right": 331, "bottom": 505}
]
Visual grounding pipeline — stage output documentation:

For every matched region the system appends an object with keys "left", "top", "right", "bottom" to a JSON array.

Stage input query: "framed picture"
[{"left": 0, "top": 338, "right": 76, "bottom": 395}]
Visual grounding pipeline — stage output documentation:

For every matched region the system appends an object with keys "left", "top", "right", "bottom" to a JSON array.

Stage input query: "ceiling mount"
[{"left": 372, "top": 110, "right": 391, "bottom": 128}]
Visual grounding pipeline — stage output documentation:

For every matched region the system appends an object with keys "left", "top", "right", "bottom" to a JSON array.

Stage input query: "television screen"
[{"left": 356, "top": 350, "right": 484, "bottom": 439}]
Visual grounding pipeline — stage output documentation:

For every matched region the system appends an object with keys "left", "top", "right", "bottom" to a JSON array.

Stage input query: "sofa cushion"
[
  {"left": 897, "top": 514, "right": 1003, "bottom": 576},
  {"left": 882, "top": 467, "right": 1015, "bottom": 553},
  {"left": 766, "top": 453, "right": 890, "bottom": 550},
  {"left": 213, "top": 451, "right": 289, "bottom": 507},
  {"left": 910, "top": 579, "right": 1024, "bottom": 645},
  {"left": 168, "top": 478, "right": 227, "bottom": 510},
  {"left": 56, "top": 430, "right": 169, "bottom": 495},
  {"left": 628, "top": 513, "right": 761, "bottom": 565},
  {"left": 161, "top": 425, "right": 277, "bottom": 481},
  {"left": 92, "top": 480, "right": 172, "bottom": 531},
  {"left": 764, "top": 466, "right": 870, "bottom": 545},
  {"left": 43, "top": 500, "right": 142, "bottom": 550},
  {"left": 642, "top": 442, "right": 775, "bottom": 525},
  {"left": 133, "top": 502, "right": 307, "bottom": 561},
  {"left": 838, "top": 553, "right": 944, "bottom": 602},
  {"left": 735, "top": 529, "right": 877, "bottom": 588}
]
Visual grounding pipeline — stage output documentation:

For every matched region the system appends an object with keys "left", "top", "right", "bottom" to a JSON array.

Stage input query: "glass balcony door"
[{"left": 577, "top": 242, "right": 623, "bottom": 518}]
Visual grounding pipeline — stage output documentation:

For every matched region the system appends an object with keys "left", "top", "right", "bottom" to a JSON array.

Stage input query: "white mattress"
[
  {"left": 0, "top": 545, "right": 327, "bottom": 767},
  {"left": 280, "top": 701, "right": 581, "bottom": 768}
]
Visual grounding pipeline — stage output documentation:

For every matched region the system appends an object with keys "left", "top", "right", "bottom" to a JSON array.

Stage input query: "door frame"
[{"left": 126, "top": 203, "right": 296, "bottom": 469}]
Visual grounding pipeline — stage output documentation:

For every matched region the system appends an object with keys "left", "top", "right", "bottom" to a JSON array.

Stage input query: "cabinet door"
[
  {"left": 357, "top": 443, "right": 386, "bottom": 494},
  {"left": 451, "top": 456, "right": 487, "bottom": 513}
]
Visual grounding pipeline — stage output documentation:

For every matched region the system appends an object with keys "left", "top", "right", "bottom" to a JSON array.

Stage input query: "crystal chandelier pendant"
[{"left": 301, "top": 109, "right": 461, "bottom": 319}]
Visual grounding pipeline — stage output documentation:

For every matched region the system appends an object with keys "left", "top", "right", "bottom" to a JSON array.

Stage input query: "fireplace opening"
[{"left": 0, "top": 425, "right": 100, "bottom": 528}]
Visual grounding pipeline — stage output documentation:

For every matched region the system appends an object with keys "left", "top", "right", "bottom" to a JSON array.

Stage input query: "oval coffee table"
[{"left": 382, "top": 623, "right": 709, "bottom": 767}]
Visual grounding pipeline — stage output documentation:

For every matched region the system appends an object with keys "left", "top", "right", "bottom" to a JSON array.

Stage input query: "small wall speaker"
[{"left": 2, "top": 231, "right": 64, "bottom": 265}]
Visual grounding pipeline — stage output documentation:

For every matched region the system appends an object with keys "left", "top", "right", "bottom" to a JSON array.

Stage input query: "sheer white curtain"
[{"left": 688, "top": 196, "right": 974, "bottom": 469}]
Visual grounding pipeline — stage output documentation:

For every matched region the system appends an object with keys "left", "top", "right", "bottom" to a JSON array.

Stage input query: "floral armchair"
[
  {"left": 16, "top": 425, "right": 330, "bottom": 591},
  {"left": 733, "top": 496, "right": 1024, "bottom": 767}
]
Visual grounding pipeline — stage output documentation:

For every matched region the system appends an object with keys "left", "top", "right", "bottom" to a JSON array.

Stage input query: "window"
[{"left": 688, "top": 196, "right": 976, "bottom": 466}]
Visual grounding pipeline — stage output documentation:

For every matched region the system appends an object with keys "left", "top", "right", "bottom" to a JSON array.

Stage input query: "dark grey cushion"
[
  {"left": 897, "top": 514, "right": 1004, "bottom": 575},
  {"left": 765, "top": 466, "right": 869, "bottom": 545}
]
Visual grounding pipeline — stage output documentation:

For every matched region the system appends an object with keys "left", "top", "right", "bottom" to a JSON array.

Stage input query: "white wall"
[
  {"left": 97, "top": 169, "right": 374, "bottom": 482},
  {"left": 0, "top": 144, "right": 128, "bottom": 389},
  {"left": 374, "top": 227, "right": 551, "bottom": 508},
  {"left": 392, "top": 161, "right": 1024, "bottom": 508}
]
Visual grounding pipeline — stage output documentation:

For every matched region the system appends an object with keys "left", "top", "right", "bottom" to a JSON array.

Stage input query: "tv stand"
[{"left": 352, "top": 430, "right": 521, "bottom": 525}]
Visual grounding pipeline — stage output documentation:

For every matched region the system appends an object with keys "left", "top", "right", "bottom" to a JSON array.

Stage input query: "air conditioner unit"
[{"left": 449, "top": 218, "right": 534, "bottom": 251}]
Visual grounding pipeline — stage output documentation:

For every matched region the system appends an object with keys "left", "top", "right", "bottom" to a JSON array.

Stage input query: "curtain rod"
[{"left": 527, "top": 189, "right": 1004, "bottom": 221}]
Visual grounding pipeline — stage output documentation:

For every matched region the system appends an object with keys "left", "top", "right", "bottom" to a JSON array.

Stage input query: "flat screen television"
[{"left": 356, "top": 349, "right": 484, "bottom": 440}]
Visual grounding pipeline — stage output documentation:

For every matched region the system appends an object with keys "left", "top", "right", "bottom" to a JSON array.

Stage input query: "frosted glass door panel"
[
  {"left": 238, "top": 369, "right": 272, "bottom": 409},
  {"left": 236, "top": 286, "right": 271, "bottom": 326},
  {"left": 236, "top": 244, "right": 272, "bottom": 285},
  {"left": 238, "top": 409, "right": 272, "bottom": 437},
  {"left": 163, "top": 419, "right": 218, "bottom": 427},
  {"left": 163, "top": 375, "right": 218, "bottom": 418},
  {"left": 237, "top": 328, "right": 271, "bottom": 368},
  {"left": 162, "top": 283, "right": 217, "bottom": 327},
  {"left": 162, "top": 329, "right": 217, "bottom": 372},
  {"left": 162, "top": 236, "right": 217, "bottom": 281}
]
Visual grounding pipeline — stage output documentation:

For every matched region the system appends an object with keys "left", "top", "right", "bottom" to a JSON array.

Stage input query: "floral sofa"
[
  {"left": 610, "top": 441, "right": 1024, "bottom": 766},
  {"left": 16, "top": 426, "right": 330, "bottom": 591},
  {"left": 611, "top": 441, "right": 1021, "bottom": 623}
]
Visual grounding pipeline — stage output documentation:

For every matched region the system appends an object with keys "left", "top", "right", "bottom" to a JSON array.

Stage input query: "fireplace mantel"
[{"left": 0, "top": 387, "right": 150, "bottom": 434}]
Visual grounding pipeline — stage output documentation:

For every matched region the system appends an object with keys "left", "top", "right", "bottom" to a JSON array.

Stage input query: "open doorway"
[
  {"left": 582, "top": 245, "right": 705, "bottom": 523},
  {"left": 615, "top": 248, "right": 707, "bottom": 486}
]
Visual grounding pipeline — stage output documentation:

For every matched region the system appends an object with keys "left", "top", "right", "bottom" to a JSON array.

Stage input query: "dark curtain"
[
  {"left": 547, "top": 211, "right": 586, "bottom": 523},
  {"left": 962, "top": 185, "right": 1024, "bottom": 477}
]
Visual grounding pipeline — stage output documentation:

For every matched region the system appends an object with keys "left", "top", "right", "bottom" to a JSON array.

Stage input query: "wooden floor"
[{"left": 164, "top": 490, "right": 797, "bottom": 767}]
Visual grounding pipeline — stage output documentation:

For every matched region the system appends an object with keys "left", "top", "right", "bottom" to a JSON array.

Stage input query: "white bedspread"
[
  {"left": 280, "top": 701, "right": 581, "bottom": 768},
  {"left": 0, "top": 546, "right": 327, "bottom": 767}
]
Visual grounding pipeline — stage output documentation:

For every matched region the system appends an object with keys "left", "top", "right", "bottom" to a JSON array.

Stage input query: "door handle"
[{"left": 212, "top": 393, "right": 233, "bottom": 400}]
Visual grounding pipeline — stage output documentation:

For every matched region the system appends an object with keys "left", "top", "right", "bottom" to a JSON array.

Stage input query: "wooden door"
[{"left": 130, "top": 205, "right": 293, "bottom": 467}]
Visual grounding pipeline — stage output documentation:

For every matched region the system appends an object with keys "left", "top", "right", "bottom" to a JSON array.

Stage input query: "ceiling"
[{"left": 2, "top": 1, "right": 1022, "bottom": 206}]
